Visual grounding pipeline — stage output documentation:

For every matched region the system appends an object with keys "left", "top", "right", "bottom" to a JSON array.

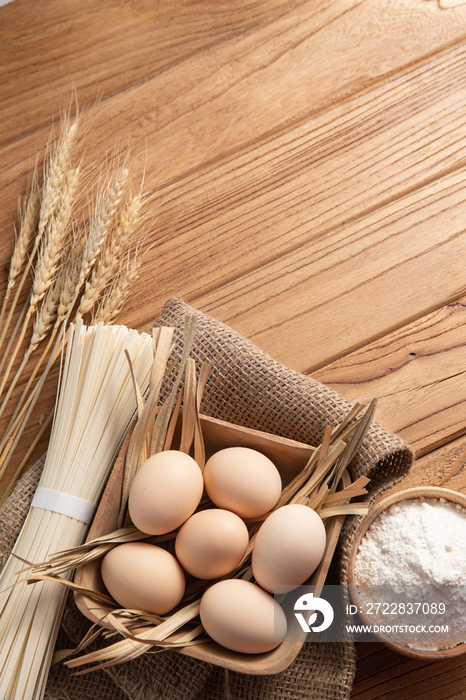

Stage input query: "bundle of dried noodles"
[{"left": 0, "top": 320, "right": 153, "bottom": 700}]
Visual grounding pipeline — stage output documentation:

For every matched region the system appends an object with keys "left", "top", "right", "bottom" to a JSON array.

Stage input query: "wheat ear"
[
  {"left": 77, "top": 192, "right": 141, "bottom": 319},
  {"left": 0, "top": 177, "right": 40, "bottom": 340},
  {"left": 0, "top": 236, "right": 83, "bottom": 445},
  {"left": 0, "top": 168, "right": 127, "bottom": 467},
  {"left": 0, "top": 167, "right": 130, "bottom": 495},
  {"left": 0, "top": 118, "right": 78, "bottom": 363},
  {"left": 75, "top": 167, "right": 130, "bottom": 294},
  {"left": 30, "top": 166, "right": 79, "bottom": 310},
  {"left": 93, "top": 248, "right": 143, "bottom": 326},
  {"left": 0, "top": 167, "right": 78, "bottom": 413},
  {"left": 38, "top": 118, "right": 79, "bottom": 239},
  {"left": 29, "top": 269, "right": 67, "bottom": 358}
]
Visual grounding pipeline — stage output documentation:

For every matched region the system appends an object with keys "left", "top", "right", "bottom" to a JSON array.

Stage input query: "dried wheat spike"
[
  {"left": 0, "top": 116, "right": 79, "bottom": 359},
  {"left": 37, "top": 118, "right": 79, "bottom": 241},
  {"left": 76, "top": 167, "right": 130, "bottom": 289},
  {"left": 93, "top": 252, "right": 143, "bottom": 325},
  {"left": 30, "top": 167, "right": 79, "bottom": 312},
  {"left": 7, "top": 182, "right": 41, "bottom": 298},
  {"left": 53, "top": 235, "right": 86, "bottom": 328},
  {"left": 28, "top": 269, "right": 63, "bottom": 357},
  {"left": 77, "top": 193, "right": 142, "bottom": 319}
]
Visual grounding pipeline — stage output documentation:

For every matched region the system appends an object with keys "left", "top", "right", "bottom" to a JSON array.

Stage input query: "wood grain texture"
[
  {"left": 3, "top": 0, "right": 466, "bottom": 267},
  {"left": 382, "top": 434, "right": 466, "bottom": 496},
  {"left": 2, "top": 0, "right": 466, "bottom": 696},
  {"left": 313, "top": 300, "right": 466, "bottom": 455},
  {"left": 0, "top": 0, "right": 304, "bottom": 144},
  {"left": 194, "top": 166, "right": 466, "bottom": 373},
  {"left": 4, "top": 0, "right": 466, "bottom": 148},
  {"left": 28, "top": 32, "right": 465, "bottom": 342},
  {"left": 352, "top": 643, "right": 466, "bottom": 700},
  {"left": 121, "top": 36, "right": 466, "bottom": 324}
]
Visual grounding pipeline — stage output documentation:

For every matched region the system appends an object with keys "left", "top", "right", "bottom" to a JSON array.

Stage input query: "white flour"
[{"left": 354, "top": 497, "right": 466, "bottom": 650}]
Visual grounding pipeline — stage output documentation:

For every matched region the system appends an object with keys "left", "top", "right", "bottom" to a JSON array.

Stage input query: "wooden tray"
[{"left": 74, "top": 414, "right": 350, "bottom": 675}]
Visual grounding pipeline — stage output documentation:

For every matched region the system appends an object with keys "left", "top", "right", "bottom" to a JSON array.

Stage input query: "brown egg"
[
  {"left": 251, "top": 503, "right": 326, "bottom": 593},
  {"left": 128, "top": 450, "right": 204, "bottom": 535},
  {"left": 203, "top": 447, "right": 282, "bottom": 518},
  {"left": 175, "top": 508, "right": 249, "bottom": 579},
  {"left": 101, "top": 542, "right": 185, "bottom": 615},
  {"left": 199, "top": 579, "right": 287, "bottom": 654}
]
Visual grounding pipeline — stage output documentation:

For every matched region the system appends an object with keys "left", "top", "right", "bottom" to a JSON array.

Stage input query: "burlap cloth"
[{"left": 0, "top": 297, "right": 414, "bottom": 700}]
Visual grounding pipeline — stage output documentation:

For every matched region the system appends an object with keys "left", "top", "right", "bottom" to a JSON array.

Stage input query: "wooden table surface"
[{"left": 2, "top": 0, "right": 466, "bottom": 697}]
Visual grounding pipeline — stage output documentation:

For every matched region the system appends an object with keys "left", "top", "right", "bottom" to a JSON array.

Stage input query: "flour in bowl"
[{"left": 354, "top": 496, "right": 466, "bottom": 650}]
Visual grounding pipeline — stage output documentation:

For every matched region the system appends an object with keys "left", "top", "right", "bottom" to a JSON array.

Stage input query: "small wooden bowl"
[
  {"left": 75, "top": 413, "right": 350, "bottom": 675},
  {"left": 348, "top": 486, "right": 466, "bottom": 660}
]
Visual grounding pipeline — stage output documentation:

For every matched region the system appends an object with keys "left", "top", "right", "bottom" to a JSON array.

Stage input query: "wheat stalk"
[
  {"left": 0, "top": 105, "right": 151, "bottom": 505},
  {"left": 77, "top": 192, "right": 141, "bottom": 319},
  {"left": 37, "top": 118, "right": 79, "bottom": 239},
  {"left": 76, "top": 167, "right": 129, "bottom": 290},
  {"left": 0, "top": 265, "right": 73, "bottom": 451},
  {"left": 0, "top": 118, "right": 78, "bottom": 383},
  {"left": 5, "top": 234, "right": 87, "bottom": 425},
  {"left": 0, "top": 261, "right": 79, "bottom": 472},
  {"left": 0, "top": 117, "right": 77, "bottom": 361},
  {"left": 0, "top": 177, "right": 40, "bottom": 340},
  {"left": 30, "top": 265, "right": 69, "bottom": 357},
  {"left": 0, "top": 162, "right": 146, "bottom": 502},
  {"left": 92, "top": 250, "right": 143, "bottom": 326},
  {"left": 1, "top": 208, "right": 120, "bottom": 453},
  {"left": 30, "top": 167, "right": 79, "bottom": 311},
  {"left": 0, "top": 412, "right": 54, "bottom": 509},
  {"left": 0, "top": 117, "right": 79, "bottom": 368},
  {"left": 0, "top": 167, "right": 79, "bottom": 420},
  {"left": 7, "top": 166, "right": 135, "bottom": 419}
]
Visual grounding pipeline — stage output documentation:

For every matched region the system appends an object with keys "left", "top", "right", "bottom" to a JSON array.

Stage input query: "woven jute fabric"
[{"left": 0, "top": 297, "right": 414, "bottom": 700}]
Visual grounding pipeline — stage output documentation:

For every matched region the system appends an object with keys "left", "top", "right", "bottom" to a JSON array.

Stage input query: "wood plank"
[
  {"left": 30, "top": 33, "right": 466, "bottom": 338},
  {"left": 382, "top": 434, "right": 466, "bottom": 494},
  {"left": 131, "top": 34, "right": 466, "bottom": 316},
  {"left": 4, "top": 0, "right": 466, "bottom": 148},
  {"left": 2, "top": 1, "right": 466, "bottom": 485},
  {"left": 0, "top": 0, "right": 301, "bottom": 145},
  {"left": 313, "top": 301, "right": 466, "bottom": 456},
  {"left": 3, "top": 0, "right": 466, "bottom": 250},
  {"left": 3, "top": 1, "right": 466, "bottom": 697},
  {"left": 52, "top": 0, "right": 466, "bottom": 192},
  {"left": 3, "top": 34, "right": 466, "bottom": 486},
  {"left": 352, "top": 644, "right": 466, "bottom": 700},
  {"left": 193, "top": 166, "right": 466, "bottom": 373}
]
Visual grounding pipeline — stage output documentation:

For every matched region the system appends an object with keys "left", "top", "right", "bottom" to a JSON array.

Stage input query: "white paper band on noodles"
[{"left": 31, "top": 487, "right": 96, "bottom": 525}]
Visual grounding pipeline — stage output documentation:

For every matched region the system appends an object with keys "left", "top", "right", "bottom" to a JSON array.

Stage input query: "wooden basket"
[
  {"left": 75, "top": 413, "right": 349, "bottom": 674},
  {"left": 347, "top": 486, "right": 466, "bottom": 660}
]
